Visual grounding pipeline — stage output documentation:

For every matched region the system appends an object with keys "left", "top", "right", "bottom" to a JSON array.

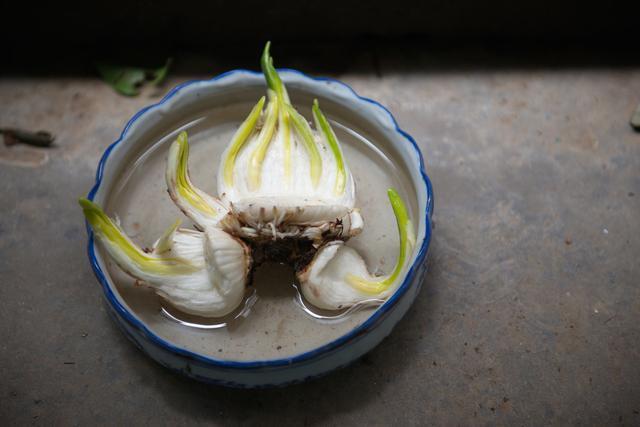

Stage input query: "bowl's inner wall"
[{"left": 99, "top": 81, "right": 422, "bottom": 361}]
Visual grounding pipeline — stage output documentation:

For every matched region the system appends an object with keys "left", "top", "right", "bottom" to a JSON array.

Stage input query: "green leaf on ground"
[
  {"left": 149, "top": 58, "right": 173, "bottom": 86},
  {"left": 96, "top": 58, "right": 173, "bottom": 96}
]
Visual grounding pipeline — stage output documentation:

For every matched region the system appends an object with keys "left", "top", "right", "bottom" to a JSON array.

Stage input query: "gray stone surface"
[{"left": 1, "top": 53, "right": 639, "bottom": 425}]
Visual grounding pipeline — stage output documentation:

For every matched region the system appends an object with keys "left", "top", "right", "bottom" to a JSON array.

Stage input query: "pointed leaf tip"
[
  {"left": 78, "top": 197, "right": 90, "bottom": 208},
  {"left": 177, "top": 131, "right": 188, "bottom": 145},
  {"left": 260, "top": 42, "right": 289, "bottom": 103},
  {"left": 78, "top": 197, "right": 102, "bottom": 216}
]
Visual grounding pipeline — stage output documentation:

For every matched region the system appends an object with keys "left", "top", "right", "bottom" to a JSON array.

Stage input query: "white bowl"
[{"left": 84, "top": 69, "right": 434, "bottom": 387}]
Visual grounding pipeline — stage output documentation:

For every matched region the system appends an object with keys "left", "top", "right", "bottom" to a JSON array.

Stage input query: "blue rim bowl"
[{"left": 84, "top": 68, "right": 434, "bottom": 388}]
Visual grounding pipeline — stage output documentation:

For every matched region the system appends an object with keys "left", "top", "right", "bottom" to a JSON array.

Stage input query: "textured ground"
[{"left": 1, "top": 50, "right": 639, "bottom": 425}]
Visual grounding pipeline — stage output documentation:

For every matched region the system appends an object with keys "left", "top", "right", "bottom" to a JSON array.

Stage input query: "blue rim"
[{"left": 85, "top": 68, "right": 434, "bottom": 370}]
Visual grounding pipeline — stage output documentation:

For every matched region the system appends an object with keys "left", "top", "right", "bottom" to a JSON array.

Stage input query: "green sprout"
[
  {"left": 346, "top": 188, "right": 415, "bottom": 293},
  {"left": 223, "top": 96, "right": 265, "bottom": 186},
  {"left": 286, "top": 104, "right": 323, "bottom": 187},
  {"left": 248, "top": 98, "right": 279, "bottom": 190},
  {"left": 281, "top": 106, "right": 292, "bottom": 180},
  {"left": 262, "top": 42, "right": 293, "bottom": 180},
  {"left": 313, "top": 99, "right": 346, "bottom": 195},
  {"left": 173, "top": 132, "right": 218, "bottom": 216},
  {"left": 79, "top": 198, "right": 197, "bottom": 275}
]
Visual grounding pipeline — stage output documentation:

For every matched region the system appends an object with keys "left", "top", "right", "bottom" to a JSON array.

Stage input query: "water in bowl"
[{"left": 104, "top": 101, "right": 417, "bottom": 361}]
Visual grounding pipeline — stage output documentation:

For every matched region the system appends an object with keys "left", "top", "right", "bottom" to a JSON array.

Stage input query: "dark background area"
[{"left": 3, "top": 1, "right": 638, "bottom": 73}]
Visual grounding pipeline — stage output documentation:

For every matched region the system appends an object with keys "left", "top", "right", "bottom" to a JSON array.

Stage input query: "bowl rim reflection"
[{"left": 84, "top": 68, "right": 434, "bottom": 369}]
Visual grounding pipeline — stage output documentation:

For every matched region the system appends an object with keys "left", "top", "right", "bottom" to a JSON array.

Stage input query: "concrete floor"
[{"left": 1, "top": 51, "right": 639, "bottom": 425}]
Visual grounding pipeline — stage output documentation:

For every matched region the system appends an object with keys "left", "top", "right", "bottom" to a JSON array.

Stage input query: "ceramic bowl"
[{"left": 84, "top": 69, "right": 434, "bottom": 388}]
